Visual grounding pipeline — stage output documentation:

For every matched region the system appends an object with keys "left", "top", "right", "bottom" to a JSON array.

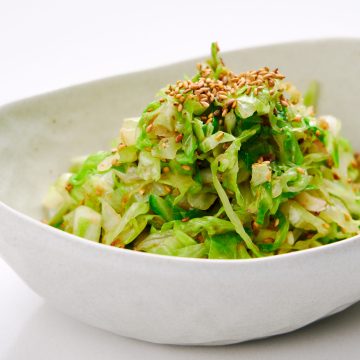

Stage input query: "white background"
[{"left": 1, "top": 1, "right": 360, "bottom": 358}]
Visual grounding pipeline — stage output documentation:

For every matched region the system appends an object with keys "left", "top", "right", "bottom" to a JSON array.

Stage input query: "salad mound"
[{"left": 43, "top": 43, "right": 360, "bottom": 259}]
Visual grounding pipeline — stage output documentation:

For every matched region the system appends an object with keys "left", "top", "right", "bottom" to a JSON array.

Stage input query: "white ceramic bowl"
[{"left": 1, "top": 38, "right": 360, "bottom": 346}]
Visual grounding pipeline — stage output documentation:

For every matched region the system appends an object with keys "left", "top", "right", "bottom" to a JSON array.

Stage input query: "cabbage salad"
[{"left": 43, "top": 43, "right": 360, "bottom": 259}]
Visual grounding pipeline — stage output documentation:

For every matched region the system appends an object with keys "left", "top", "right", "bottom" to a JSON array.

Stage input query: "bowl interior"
[{"left": 1, "top": 38, "right": 360, "bottom": 219}]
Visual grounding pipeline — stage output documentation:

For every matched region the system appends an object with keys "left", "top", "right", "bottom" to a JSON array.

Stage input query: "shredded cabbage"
[{"left": 43, "top": 43, "right": 360, "bottom": 258}]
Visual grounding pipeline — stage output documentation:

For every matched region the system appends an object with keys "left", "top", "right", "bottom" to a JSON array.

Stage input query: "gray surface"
[{"left": 1, "top": 258, "right": 360, "bottom": 360}]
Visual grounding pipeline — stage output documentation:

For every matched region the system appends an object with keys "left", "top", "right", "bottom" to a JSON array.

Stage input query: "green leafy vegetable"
[{"left": 43, "top": 43, "right": 360, "bottom": 259}]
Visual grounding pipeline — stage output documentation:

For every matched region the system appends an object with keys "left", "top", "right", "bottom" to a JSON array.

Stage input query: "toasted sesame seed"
[
  {"left": 238, "top": 78, "right": 246, "bottom": 87},
  {"left": 175, "top": 133, "right": 183, "bottom": 143},
  {"left": 263, "top": 73, "right": 273, "bottom": 79},
  {"left": 200, "top": 101, "right": 210, "bottom": 108},
  {"left": 218, "top": 94, "right": 228, "bottom": 101},
  {"left": 177, "top": 103, "right": 183, "bottom": 112},
  {"left": 280, "top": 99, "right": 289, "bottom": 107},
  {"left": 296, "top": 167, "right": 305, "bottom": 174},
  {"left": 274, "top": 218, "right": 280, "bottom": 227},
  {"left": 226, "top": 98, "right": 235, "bottom": 107},
  {"left": 215, "top": 131, "right": 224, "bottom": 141},
  {"left": 146, "top": 123, "right": 153, "bottom": 133},
  {"left": 181, "top": 217, "right": 190, "bottom": 222},
  {"left": 111, "top": 158, "right": 119, "bottom": 166},
  {"left": 252, "top": 221, "right": 260, "bottom": 231},
  {"left": 315, "top": 129, "right": 321, "bottom": 137},
  {"left": 274, "top": 74, "right": 285, "bottom": 80},
  {"left": 318, "top": 118, "right": 329, "bottom": 130},
  {"left": 162, "top": 166, "right": 170, "bottom": 173},
  {"left": 182, "top": 165, "right": 192, "bottom": 171}
]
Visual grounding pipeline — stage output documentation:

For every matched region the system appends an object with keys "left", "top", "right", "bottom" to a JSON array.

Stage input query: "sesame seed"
[
  {"left": 177, "top": 103, "right": 183, "bottom": 112},
  {"left": 274, "top": 74, "right": 285, "bottom": 80},
  {"left": 296, "top": 167, "right": 305, "bottom": 174},
  {"left": 175, "top": 133, "right": 183, "bottom": 143},
  {"left": 181, "top": 217, "right": 190, "bottom": 222},
  {"left": 218, "top": 94, "right": 228, "bottom": 101},
  {"left": 252, "top": 221, "right": 260, "bottom": 231},
  {"left": 215, "top": 131, "right": 224, "bottom": 141},
  {"left": 111, "top": 158, "right": 119, "bottom": 166},
  {"left": 318, "top": 118, "right": 329, "bottom": 130},
  {"left": 280, "top": 99, "right": 289, "bottom": 107},
  {"left": 238, "top": 78, "right": 246, "bottom": 87},
  {"left": 146, "top": 123, "right": 153, "bottom": 133},
  {"left": 182, "top": 165, "right": 192, "bottom": 171},
  {"left": 162, "top": 166, "right": 170, "bottom": 173}
]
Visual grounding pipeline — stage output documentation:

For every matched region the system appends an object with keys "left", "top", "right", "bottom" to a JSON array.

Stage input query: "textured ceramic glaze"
[{"left": 1, "top": 39, "right": 360, "bottom": 345}]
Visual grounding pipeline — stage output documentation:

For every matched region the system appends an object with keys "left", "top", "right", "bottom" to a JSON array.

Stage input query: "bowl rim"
[
  {"left": 1, "top": 36, "right": 360, "bottom": 109},
  {"left": 1, "top": 36, "right": 360, "bottom": 265}
]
